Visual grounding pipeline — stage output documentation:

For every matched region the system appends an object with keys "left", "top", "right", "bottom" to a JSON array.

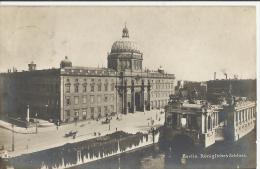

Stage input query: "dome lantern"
[
  {"left": 60, "top": 56, "right": 72, "bottom": 68},
  {"left": 122, "top": 25, "right": 129, "bottom": 38}
]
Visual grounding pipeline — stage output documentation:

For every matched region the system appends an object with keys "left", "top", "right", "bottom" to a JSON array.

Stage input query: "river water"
[{"left": 71, "top": 130, "right": 256, "bottom": 169}]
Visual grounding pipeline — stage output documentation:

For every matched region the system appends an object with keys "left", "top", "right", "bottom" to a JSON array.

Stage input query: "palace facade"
[{"left": 0, "top": 26, "right": 175, "bottom": 123}]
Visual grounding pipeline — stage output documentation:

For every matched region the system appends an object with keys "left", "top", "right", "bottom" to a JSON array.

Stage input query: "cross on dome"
[{"left": 122, "top": 23, "right": 129, "bottom": 38}]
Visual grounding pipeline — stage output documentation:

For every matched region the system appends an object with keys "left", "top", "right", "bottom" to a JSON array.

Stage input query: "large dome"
[{"left": 110, "top": 26, "right": 141, "bottom": 54}]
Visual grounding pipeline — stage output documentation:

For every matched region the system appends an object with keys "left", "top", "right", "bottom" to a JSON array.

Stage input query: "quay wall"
[{"left": 6, "top": 131, "right": 159, "bottom": 169}]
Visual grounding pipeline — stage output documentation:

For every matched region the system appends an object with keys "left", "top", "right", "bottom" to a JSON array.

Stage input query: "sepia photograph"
[{"left": 0, "top": 4, "right": 257, "bottom": 169}]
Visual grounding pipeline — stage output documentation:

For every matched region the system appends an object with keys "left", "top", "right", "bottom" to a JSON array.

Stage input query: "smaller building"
[
  {"left": 164, "top": 96, "right": 221, "bottom": 148},
  {"left": 224, "top": 97, "right": 256, "bottom": 142},
  {"left": 164, "top": 93, "right": 256, "bottom": 148}
]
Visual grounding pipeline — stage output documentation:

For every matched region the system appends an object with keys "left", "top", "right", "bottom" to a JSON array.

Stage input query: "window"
[
  {"left": 98, "top": 106, "right": 102, "bottom": 117},
  {"left": 91, "top": 84, "right": 95, "bottom": 92},
  {"left": 65, "top": 85, "right": 70, "bottom": 93},
  {"left": 74, "top": 96, "right": 79, "bottom": 105},
  {"left": 111, "top": 105, "right": 114, "bottom": 112},
  {"left": 111, "top": 83, "right": 115, "bottom": 91},
  {"left": 97, "top": 95, "right": 101, "bottom": 103},
  {"left": 104, "top": 106, "right": 108, "bottom": 114},
  {"left": 66, "top": 97, "right": 71, "bottom": 106},
  {"left": 104, "top": 95, "right": 108, "bottom": 102},
  {"left": 82, "top": 109, "right": 87, "bottom": 120},
  {"left": 83, "top": 95, "right": 87, "bottom": 104},
  {"left": 90, "top": 95, "right": 94, "bottom": 104},
  {"left": 104, "top": 83, "right": 108, "bottom": 91},
  {"left": 66, "top": 110, "right": 70, "bottom": 118},
  {"left": 74, "top": 110, "right": 79, "bottom": 117},
  {"left": 74, "top": 84, "right": 79, "bottom": 93},
  {"left": 111, "top": 95, "right": 114, "bottom": 102},
  {"left": 83, "top": 85, "right": 87, "bottom": 92},
  {"left": 90, "top": 107, "right": 94, "bottom": 119},
  {"left": 98, "top": 83, "right": 102, "bottom": 91}
]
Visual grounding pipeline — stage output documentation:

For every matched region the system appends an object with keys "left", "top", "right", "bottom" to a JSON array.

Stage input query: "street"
[{"left": 0, "top": 109, "right": 165, "bottom": 157}]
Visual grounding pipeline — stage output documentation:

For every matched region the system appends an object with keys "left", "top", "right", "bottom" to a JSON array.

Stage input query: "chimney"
[
  {"left": 28, "top": 61, "right": 36, "bottom": 71},
  {"left": 214, "top": 72, "right": 216, "bottom": 80},
  {"left": 224, "top": 73, "right": 227, "bottom": 80}
]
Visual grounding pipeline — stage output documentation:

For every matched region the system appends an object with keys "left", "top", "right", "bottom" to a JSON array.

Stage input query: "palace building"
[{"left": 0, "top": 26, "right": 175, "bottom": 123}]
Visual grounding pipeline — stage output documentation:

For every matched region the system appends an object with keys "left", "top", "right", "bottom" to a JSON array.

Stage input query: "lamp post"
[
  {"left": 35, "top": 113, "right": 38, "bottom": 134},
  {"left": 45, "top": 104, "right": 49, "bottom": 123},
  {"left": 45, "top": 104, "right": 48, "bottom": 114},
  {"left": 26, "top": 105, "right": 30, "bottom": 123},
  {"left": 12, "top": 124, "right": 14, "bottom": 151},
  {"left": 57, "top": 120, "right": 60, "bottom": 130}
]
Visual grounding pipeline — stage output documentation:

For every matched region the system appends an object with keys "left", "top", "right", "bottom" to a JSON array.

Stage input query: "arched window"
[
  {"left": 110, "top": 79, "right": 115, "bottom": 91},
  {"left": 98, "top": 79, "right": 102, "bottom": 91},
  {"left": 104, "top": 79, "right": 108, "bottom": 91},
  {"left": 65, "top": 79, "right": 71, "bottom": 93}
]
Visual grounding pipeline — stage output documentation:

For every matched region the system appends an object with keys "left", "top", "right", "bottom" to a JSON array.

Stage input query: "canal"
[{"left": 71, "top": 130, "right": 256, "bottom": 169}]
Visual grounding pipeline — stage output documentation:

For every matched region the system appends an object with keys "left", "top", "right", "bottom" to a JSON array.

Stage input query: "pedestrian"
[
  {"left": 109, "top": 124, "right": 110, "bottom": 130},
  {"left": 116, "top": 127, "right": 117, "bottom": 131}
]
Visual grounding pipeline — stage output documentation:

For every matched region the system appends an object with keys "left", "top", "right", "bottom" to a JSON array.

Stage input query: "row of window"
[
  {"left": 151, "top": 91, "right": 173, "bottom": 98},
  {"left": 65, "top": 105, "right": 115, "bottom": 118},
  {"left": 150, "top": 99, "right": 169, "bottom": 109},
  {"left": 65, "top": 83, "right": 115, "bottom": 93},
  {"left": 152, "top": 83, "right": 174, "bottom": 90},
  {"left": 65, "top": 94, "right": 115, "bottom": 106}
]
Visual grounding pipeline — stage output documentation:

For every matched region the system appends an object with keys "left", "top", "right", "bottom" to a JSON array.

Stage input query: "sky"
[{"left": 0, "top": 6, "right": 256, "bottom": 81}]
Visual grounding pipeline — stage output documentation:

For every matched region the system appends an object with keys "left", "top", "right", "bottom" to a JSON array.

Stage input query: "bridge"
[{"left": 164, "top": 96, "right": 256, "bottom": 148}]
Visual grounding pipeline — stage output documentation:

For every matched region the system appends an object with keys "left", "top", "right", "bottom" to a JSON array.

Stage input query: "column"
[
  {"left": 243, "top": 110, "right": 245, "bottom": 122},
  {"left": 188, "top": 115, "right": 192, "bottom": 129},
  {"left": 234, "top": 111, "right": 237, "bottom": 125},
  {"left": 251, "top": 108, "right": 252, "bottom": 119},
  {"left": 131, "top": 81, "right": 135, "bottom": 113},
  {"left": 216, "top": 112, "right": 219, "bottom": 126},
  {"left": 141, "top": 81, "right": 145, "bottom": 112},
  {"left": 239, "top": 111, "right": 241, "bottom": 123},
  {"left": 211, "top": 116, "right": 213, "bottom": 131},
  {"left": 205, "top": 115, "right": 208, "bottom": 133},
  {"left": 215, "top": 112, "right": 217, "bottom": 127},
  {"left": 124, "top": 81, "right": 128, "bottom": 114},
  {"left": 249, "top": 109, "right": 251, "bottom": 122},
  {"left": 245, "top": 109, "right": 248, "bottom": 122},
  {"left": 147, "top": 82, "right": 151, "bottom": 111},
  {"left": 177, "top": 114, "right": 180, "bottom": 128},
  {"left": 26, "top": 105, "right": 30, "bottom": 123}
]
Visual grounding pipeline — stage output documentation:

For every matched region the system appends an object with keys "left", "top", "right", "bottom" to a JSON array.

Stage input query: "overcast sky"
[{"left": 0, "top": 6, "right": 256, "bottom": 81}]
